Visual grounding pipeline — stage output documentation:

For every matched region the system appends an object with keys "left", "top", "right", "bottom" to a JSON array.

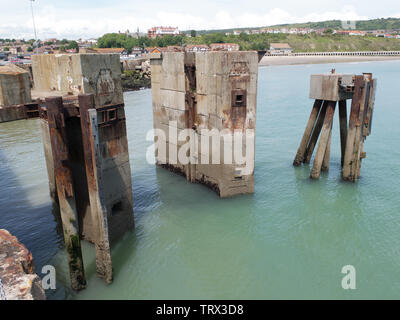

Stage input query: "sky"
[{"left": 1, "top": 0, "right": 399, "bottom": 40}]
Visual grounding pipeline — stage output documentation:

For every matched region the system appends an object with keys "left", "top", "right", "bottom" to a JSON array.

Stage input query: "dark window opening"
[
  {"left": 111, "top": 201, "right": 123, "bottom": 216},
  {"left": 108, "top": 109, "right": 117, "bottom": 121}
]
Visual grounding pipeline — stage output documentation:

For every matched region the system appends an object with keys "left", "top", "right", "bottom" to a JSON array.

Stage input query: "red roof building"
[
  {"left": 148, "top": 26, "right": 180, "bottom": 39},
  {"left": 209, "top": 43, "right": 239, "bottom": 51},
  {"left": 185, "top": 44, "right": 210, "bottom": 52}
]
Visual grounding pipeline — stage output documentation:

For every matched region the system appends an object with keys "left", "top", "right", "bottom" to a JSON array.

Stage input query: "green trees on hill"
[
  {"left": 196, "top": 18, "right": 400, "bottom": 34},
  {"left": 96, "top": 29, "right": 400, "bottom": 53},
  {"left": 67, "top": 41, "right": 79, "bottom": 50},
  {"left": 97, "top": 33, "right": 185, "bottom": 52}
]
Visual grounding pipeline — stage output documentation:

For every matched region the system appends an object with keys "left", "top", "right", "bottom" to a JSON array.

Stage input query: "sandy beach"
[{"left": 260, "top": 55, "right": 400, "bottom": 66}]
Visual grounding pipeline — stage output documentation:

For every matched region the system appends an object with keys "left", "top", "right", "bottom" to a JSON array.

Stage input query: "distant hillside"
[
  {"left": 189, "top": 17, "right": 400, "bottom": 35},
  {"left": 184, "top": 32, "right": 400, "bottom": 52}
]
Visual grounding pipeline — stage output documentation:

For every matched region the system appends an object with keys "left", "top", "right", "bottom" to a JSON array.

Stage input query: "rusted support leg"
[
  {"left": 351, "top": 78, "right": 370, "bottom": 181},
  {"left": 293, "top": 99, "right": 323, "bottom": 166},
  {"left": 40, "top": 117, "right": 58, "bottom": 202},
  {"left": 355, "top": 78, "right": 377, "bottom": 179},
  {"left": 321, "top": 126, "right": 332, "bottom": 172},
  {"left": 304, "top": 101, "right": 328, "bottom": 164},
  {"left": 46, "top": 96, "right": 86, "bottom": 291},
  {"left": 338, "top": 100, "right": 347, "bottom": 167},
  {"left": 356, "top": 141, "right": 365, "bottom": 179},
  {"left": 78, "top": 94, "right": 113, "bottom": 284},
  {"left": 363, "top": 79, "right": 377, "bottom": 138},
  {"left": 343, "top": 76, "right": 366, "bottom": 181},
  {"left": 311, "top": 101, "right": 336, "bottom": 179}
]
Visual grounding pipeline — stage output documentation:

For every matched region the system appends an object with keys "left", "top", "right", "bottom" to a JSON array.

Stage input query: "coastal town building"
[
  {"left": 165, "top": 46, "right": 183, "bottom": 52},
  {"left": 336, "top": 30, "right": 367, "bottom": 36},
  {"left": 185, "top": 44, "right": 210, "bottom": 52},
  {"left": 124, "top": 29, "right": 146, "bottom": 38},
  {"left": 209, "top": 43, "right": 239, "bottom": 51},
  {"left": 9, "top": 47, "right": 22, "bottom": 55},
  {"left": 269, "top": 43, "right": 293, "bottom": 55},
  {"left": 314, "top": 28, "right": 328, "bottom": 35},
  {"left": 92, "top": 47, "right": 129, "bottom": 56},
  {"left": 350, "top": 31, "right": 367, "bottom": 36},
  {"left": 148, "top": 26, "right": 180, "bottom": 38},
  {"left": 145, "top": 47, "right": 162, "bottom": 54},
  {"left": 130, "top": 47, "right": 144, "bottom": 57},
  {"left": 77, "top": 39, "right": 98, "bottom": 48}
]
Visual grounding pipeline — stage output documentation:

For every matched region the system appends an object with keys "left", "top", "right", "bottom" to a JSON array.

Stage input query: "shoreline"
[{"left": 259, "top": 55, "right": 400, "bottom": 66}]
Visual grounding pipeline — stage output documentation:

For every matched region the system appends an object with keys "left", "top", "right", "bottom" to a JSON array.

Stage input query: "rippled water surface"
[{"left": 1, "top": 61, "right": 400, "bottom": 299}]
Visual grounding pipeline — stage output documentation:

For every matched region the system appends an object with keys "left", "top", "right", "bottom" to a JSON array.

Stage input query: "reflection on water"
[{"left": 1, "top": 61, "right": 400, "bottom": 299}]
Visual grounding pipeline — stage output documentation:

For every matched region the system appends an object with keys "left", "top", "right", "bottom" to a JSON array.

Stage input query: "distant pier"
[{"left": 266, "top": 51, "right": 400, "bottom": 57}]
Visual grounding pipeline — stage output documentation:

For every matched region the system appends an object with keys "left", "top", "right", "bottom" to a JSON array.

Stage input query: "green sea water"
[{"left": 1, "top": 61, "right": 399, "bottom": 299}]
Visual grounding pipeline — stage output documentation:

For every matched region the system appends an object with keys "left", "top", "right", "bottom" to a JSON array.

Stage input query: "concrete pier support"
[
  {"left": 294, "top": 72, "right": 377, "bottom": 181},
  {"left": 293, "top": 99, "right": 323, "bottom": 166},
  {"left": 79, "top": 94, "right": 134, "bottom": 283},
  {"left": 46, "top": 97, "right": 86, "bottom": 291},
  {"left": 40, "top": 117, "right": 57, "bottom": 200},
  {"left": 0, "top": 64, "right": 38, "bottom": 123},
  {"left": 150, "top": 51, "right": 258, "bottom": 197},
  {"left": 310, "top": 100, "right": 336, "bottom": 179},
  {"left": 0, "top": 65, "right": 31, "bottom": 107},
  {"left": 338, "top": 100, "right": 348, "bottom": 167},
  {"left": 40, "top": 93, "right": 134, "bottom": 288},
  {"left": 35, "top": 54, "right": 134, "bottom": 289}
]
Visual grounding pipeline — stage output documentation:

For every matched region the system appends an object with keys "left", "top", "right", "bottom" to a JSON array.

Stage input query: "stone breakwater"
[
  {"left": 121, "top": 69, "right": 151, "bottom": 91},
  {"left": 121, "top": 58, "right": 151, "bottom": 91},
  {"left": 0, "top": 229, "right": 45, "bottom": 300}
]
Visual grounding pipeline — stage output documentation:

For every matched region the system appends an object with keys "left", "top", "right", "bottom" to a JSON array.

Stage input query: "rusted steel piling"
[
  {"left": 303, "top": 101, "right": 328, "bottom": 165},
  {"left": 293, "top": 99, "right": 323, "bottom": 166},
  {"left": 26, "top": 53, "right": 134, "bottom": 290},
  {"left": 46, "top": 96, "right": 86, "bottom": 291},
  {"left": 0, "top": 102, "right": 40, "bottom": 123},
  {"left": 294, "top": 72, "right": 377, "bottom": 181},
  {"left": 40, "top": 94, "right": 134, "bottom": 289},
  {"left": 78, "top": 94, "right": 135, "bottom": 283},
  {"left": 338, "top": 100, "right": 348, "bottom": 167},
  {"left": 78, "top": 94, "right": 113, "bottom": 283},
  {"left": 310, "top": 100, "right": 336, "bottom": 179}
]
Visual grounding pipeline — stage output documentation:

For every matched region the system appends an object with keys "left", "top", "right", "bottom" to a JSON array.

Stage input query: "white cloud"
[{"left": 0, "top": 5, "right": 371, "bottom": 39}]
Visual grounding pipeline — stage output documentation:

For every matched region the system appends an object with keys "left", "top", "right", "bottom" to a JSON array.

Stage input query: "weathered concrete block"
[
  {"left": 310, "top": 74, "right": 355, "bottom": 101},
  {"left": 160, "top": 88, "right": 186, "bottom": 111},
  {"left": 32, "top": 53, "right": 123, "bottom": 107},
  {"left": 151, "top": 51, "right": 258, "bottom": 197},
  {"left": 0, "top": 65, "right": 31, "bottom": 107},
  {"left": 39, "top": 89, "right": 134, "bottom": 289},
  {"left": 197, "top": 94, "right": 218, "bottom": 116}
]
